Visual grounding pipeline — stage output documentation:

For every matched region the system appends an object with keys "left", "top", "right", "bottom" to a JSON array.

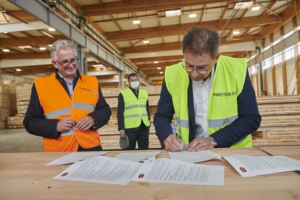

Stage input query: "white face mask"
[{"left": 130, "top": 81, "right": 139, "bottom": 89}]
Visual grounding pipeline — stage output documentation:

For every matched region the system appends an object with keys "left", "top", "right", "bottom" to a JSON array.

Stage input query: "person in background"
[
  {"left": 24, "top": 39, "right": 111, "bottom": 152},
  {"left": 154, "top": 26, "right": 261, "bottom": 152},
  {"left": 117, "top": 73, "right": 151, "bottom": 150}
]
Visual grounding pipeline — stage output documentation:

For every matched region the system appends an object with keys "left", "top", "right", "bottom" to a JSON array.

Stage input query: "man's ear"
[
  {"left": 214, "top": 53, "right": 220, "bottom": 64},
  {"left": 51, "top": 60, "right": 57, "bottom": 69}
]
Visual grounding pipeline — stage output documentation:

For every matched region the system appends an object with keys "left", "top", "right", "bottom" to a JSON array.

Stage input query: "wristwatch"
[{"left": 209, "top": 136, "right": 217, "bottom": 147}]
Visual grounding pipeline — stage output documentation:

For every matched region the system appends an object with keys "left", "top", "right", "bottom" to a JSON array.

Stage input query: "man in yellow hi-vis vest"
[
  {"left": 117, "top": 73, "right": 151, "bottom": 150},
  {"left": 23, "top": 40, "right": 111, "bottom": 152},
  {"left": 154, "top": 27, "right": 261, "bottom": 152}
]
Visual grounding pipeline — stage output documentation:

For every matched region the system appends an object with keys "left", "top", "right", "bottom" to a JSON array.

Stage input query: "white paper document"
[
  {"left": 131, "top": 158, "right": 224, "bottom": 186},
  {"left": 114, "top": 151, "right": 160, "bottom": 162},
  {"left": 53, "top": 156, "right": 141, "bottom": 185},
  {"left": 46, "top": 152, "right": 108, "bottom": 166},
  {"left": 169, "top": 150, "right": 223, "bottom": 163},
  {"left": 224, "top": 155, "right": 300, "bottom": 177}
]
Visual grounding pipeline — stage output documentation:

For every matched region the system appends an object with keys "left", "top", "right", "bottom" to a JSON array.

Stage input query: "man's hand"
[
  {"left": 76, "top": 116, "right": 95, "bottom": 131},
  {"left": 119, "top": 130, "right": 125, "bottom": 138},
  {"left": 187, "top": 138, "right": 214, "bottom": 152},
  {"left": 164, "top": 134, "right": 185, "bottom": 152},
  {"left": 56, "top": 118, "right": 76, "bottom": 132}
]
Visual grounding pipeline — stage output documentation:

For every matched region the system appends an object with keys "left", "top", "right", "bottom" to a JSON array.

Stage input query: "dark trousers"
[
  {"left": 77, "top": 145, "right": 103, "bottom": 151},
  {"left": 126, "top": 124, "right": 149, "bottom": 150}
]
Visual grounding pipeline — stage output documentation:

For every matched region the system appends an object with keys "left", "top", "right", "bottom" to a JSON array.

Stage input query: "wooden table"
[
  {"left": 258, "top": 145, "right": 300, "bottom": 160},
  {"left": 0, "top": 147, "right": 300, "bottom": 200}
]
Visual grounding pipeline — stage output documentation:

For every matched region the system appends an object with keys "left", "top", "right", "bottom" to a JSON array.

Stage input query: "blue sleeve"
[
  {"left": 210, "top": 70, "right": 262, "bottom": 147},
  {"left": 154, "top": 79, "right": 175, "bottom": 146}
]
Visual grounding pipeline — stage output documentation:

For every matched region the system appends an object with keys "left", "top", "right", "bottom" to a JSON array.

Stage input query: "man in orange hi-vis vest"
[{"left": 24, "top": 40, "right": 111, "bottom": 152}]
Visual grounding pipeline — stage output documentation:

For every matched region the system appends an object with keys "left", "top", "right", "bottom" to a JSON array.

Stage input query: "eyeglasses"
[
  {"left": 56, "top": 58, "right": 79, "bottom": 67},
  {"left": 182, "top": 62, "right": 208, "bottom": 75}
]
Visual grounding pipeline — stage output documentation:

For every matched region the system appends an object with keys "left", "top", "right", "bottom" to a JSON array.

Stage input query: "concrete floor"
[{"left": 0, "top": 128, "right": 43, "bottom": 153}]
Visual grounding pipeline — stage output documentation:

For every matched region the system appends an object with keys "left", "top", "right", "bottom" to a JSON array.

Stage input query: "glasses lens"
[
  {"left": 71, "top": 58, "right": 78, "bottom": 65},
  {"left": 185, "top": 66, "right": 193, "bottom": 73}
]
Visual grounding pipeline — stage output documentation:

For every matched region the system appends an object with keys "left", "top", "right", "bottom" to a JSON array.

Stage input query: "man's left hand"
[
  {"left": 76, "top": 116, "right": 95, "bottom": 131},
  {"left": 187, "top": 138, "right": 214, "bottom": 152}
]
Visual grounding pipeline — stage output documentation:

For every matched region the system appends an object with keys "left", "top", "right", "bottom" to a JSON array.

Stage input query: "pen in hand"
[{"left": 174, "top": 134, "right": 187, "bottom": 151}]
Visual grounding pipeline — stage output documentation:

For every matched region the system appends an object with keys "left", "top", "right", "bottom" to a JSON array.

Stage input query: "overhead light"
[
  {"left": 2, "top": 49, "right": 10, "bottom": 52},
  {"left": 159, "top": 72, "right": 163, "bottom": 74},
  {"left": 48, "top": 45, "right": 52, "bottom": 47},
  {"left": 233, "top": 2, "right": 253, "bottom": 10},
  {"left": 92, "top": 64, "right": 103, "bottom": 68},
  {"left": 133, "top": 20, "right": 140, "bottom": 24},
  {"left": 157, "top": 67, "right": 161, "bottom": 70},
  {"left": 16, "top": 69, "right": 22, "bottom": 72},
  {"left": 166, "top": 9, "right": 181, "bottom": 17},
  {"left": 233, "top": 31, "right": 239, "bottom": 35},
  {"left": 48, "top": 27, "right": 56, "bottom": 31},
  {"left": 143, "top": 40, "right": 149, "bottom": 44},
  {"left": 18, "top": 46, "right": 32, "bottom": 49},
  {"left": 251, "top": 6, "right": 260, "bottom": 11},
  {"left": 2, "top": 32, "right": 7, "bottom": 34},
  {"left": 154, "top": 61, "right": 158, "bottom": 64},
  {"left": 39, "top": 47, "right": 46, "bottom": 50},
  {"left": 189, "top": 13, "right": 197, "bottom": 18}
]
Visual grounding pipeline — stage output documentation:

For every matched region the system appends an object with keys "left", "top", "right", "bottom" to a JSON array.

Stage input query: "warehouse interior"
[{"left": 0, "top": 0, "right": 300, "bottom": 152}]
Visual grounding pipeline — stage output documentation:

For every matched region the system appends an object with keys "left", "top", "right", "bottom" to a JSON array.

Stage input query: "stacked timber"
[
  {"left": 100, "top": 86, "right": 162, "bottom": 150},
  {"left": 252, "top": 95, "right": 300, "bottom": 146},
  {"left": 0, "top": 81, "right": 10, "bottom": 129},
  {"left": 6, "top": 82, "right": 32, "bottom": 128}
]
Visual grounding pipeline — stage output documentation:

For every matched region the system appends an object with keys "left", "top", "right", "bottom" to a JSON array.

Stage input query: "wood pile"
[
  {"left": 253, "top": 95, "right": 300, "bottom": 146},
  {"left": 0, "top": 80, "right": 16, "bottom": 129},
  {"left": 6, "top": 82, "right": 32, "bottom": 129}
]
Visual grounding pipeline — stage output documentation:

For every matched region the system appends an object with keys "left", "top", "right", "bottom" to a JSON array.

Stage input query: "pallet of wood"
[
  {"left": 253, "top": 95, "right": 300, "bottom": 146},
  {"left": 7, "top": 116, "right": 25, "bottom": 129}
]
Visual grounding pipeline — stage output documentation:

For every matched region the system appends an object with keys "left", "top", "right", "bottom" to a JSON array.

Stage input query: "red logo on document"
[
  {"left": 138, "top": 174, "right": 144, "bottom": 178},
  {"left": 240, "top": 167, "right": 247, "bottom": 172},
  {"left": 61, "top": 172, "right": 69, "bottom": 177}
]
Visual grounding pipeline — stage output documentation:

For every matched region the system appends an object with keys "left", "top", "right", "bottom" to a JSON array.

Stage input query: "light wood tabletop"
[
  {"left": 257, "top": 145, "right": 300, "bottom": 160},
  {"left": 0, "top": 147, "right": 299, "bottom": 200}
]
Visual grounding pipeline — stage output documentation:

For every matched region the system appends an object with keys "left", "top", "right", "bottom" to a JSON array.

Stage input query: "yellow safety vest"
[
  {"left": 120, "top": 88, "right": 150, "bottom": 129},
  {"left": 165, "top": 55, "right": 252, "bottom": 148}
]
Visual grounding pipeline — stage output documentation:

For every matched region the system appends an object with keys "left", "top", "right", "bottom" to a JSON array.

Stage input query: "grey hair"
[
  {"left": 50, "top": 40, "right": 77, "bottom": 60},
  {"left": 182, "top": 26, "right": 220, "bottom": 58}
]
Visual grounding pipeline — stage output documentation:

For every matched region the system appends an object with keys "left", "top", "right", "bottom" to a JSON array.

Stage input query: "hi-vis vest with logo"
[
  {"left": 165, "top": 55, "right": 252, "bottom": 148},
  {"left": 120, "top": 88, "right": 150, "bottom": 129},
  {"left": 35, "top": 74, "right": 100, "bottom": 152}
]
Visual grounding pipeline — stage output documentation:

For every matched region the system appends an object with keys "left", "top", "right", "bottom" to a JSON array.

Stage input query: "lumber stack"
[
  {"left": 6, "top": 82, "right": 32, "bottom": 129},
  {"left": 0, "top": 81, "right": 13, "bottom": 129},
  {"left": 252, "top": 95, "right": 300, "bottom": 146}
]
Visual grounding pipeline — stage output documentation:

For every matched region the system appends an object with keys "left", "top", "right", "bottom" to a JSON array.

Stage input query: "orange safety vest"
[{"left": 35, "top": 74, "right": 100, "bottom": 152}]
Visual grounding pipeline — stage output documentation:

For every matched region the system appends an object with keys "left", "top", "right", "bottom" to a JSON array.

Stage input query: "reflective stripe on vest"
[
  {"left": 165, "top": 55, "right": 252, "bottom": 148},
  {"left": 45, "top": 108, "right": 71, "bottom": 119},
  {"left": 208, "top": 115, "right": 238, "bottom": 128},
  {"left": 73, "top": 102, "right": 95, "bottom": 111},
  {"left": 125, "top": 104, "right": 147, "bottom": 110},
  {"left": 120, "top": 88, "right": 150, "bottom": 129},
  {"left": 176, "top": 117, "right": 189, "bottom": 128}
]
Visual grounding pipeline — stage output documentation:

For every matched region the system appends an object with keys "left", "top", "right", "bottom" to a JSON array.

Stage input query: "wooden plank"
[
  {"left": 256, "top": 95, "right": 300, "bottom": 104},
  {"left": 260, "top": 115, "right": 300, "bottom": 127},
  {"left": 258, "top": 104, "right": 300, "bottom": 115}
]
